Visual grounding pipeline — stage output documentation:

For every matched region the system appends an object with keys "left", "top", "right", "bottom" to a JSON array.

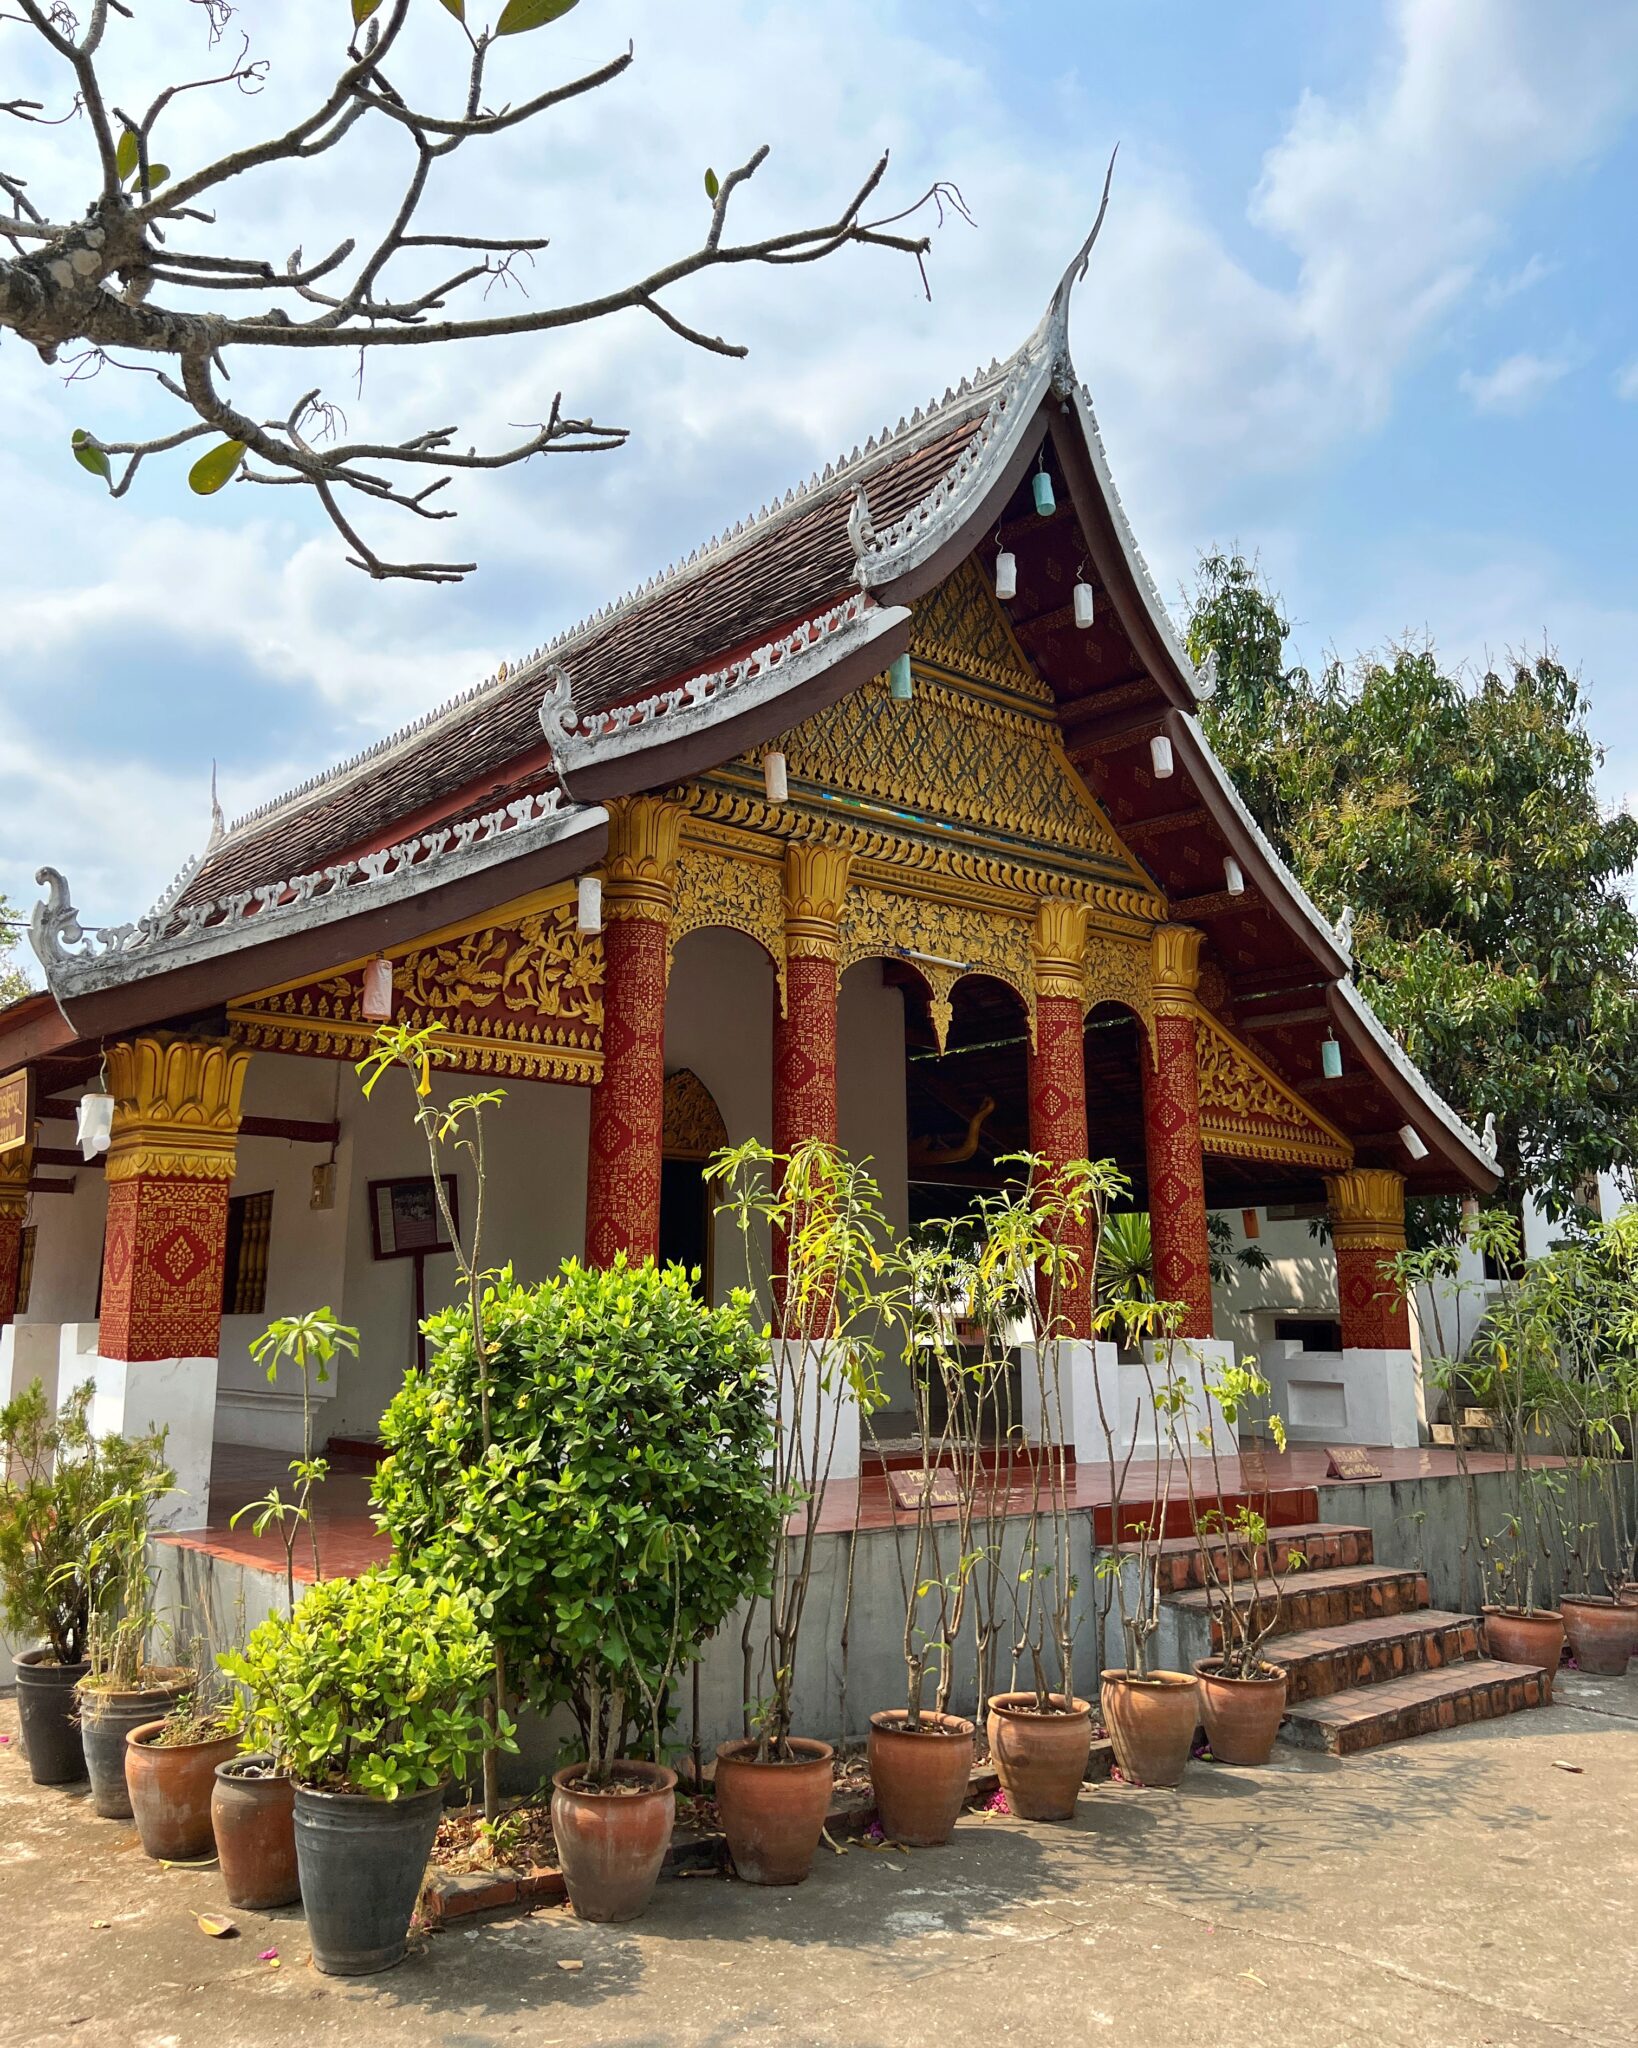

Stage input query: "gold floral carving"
[
  {"left": 1083, "top": 932, "right": 1154, "bottom": 1045},
  {"left": 663, "top": 1068, "right": 729, "bottom": 1160},
  {"left": 398, "top": 909, "right": 603, "bottom": 1027},
  {"left": 0, "top": 1146, "right": 28, "bottom": 1218},
  {"left": 908, "top": 556, "right": 1052, "bottom": 704},
  {"left": 1195, "top": 1013, "right": 1353, "bottom": 1170},
  {"left": 671, "top": 842, "right": 787, "bottom": 1007},
  {"left": 1326, "top": 1167, "right": 1408, "bottom": 1247},
  {"left": 1032, "top": 899, "right": 1089, "bottom": 1003},
  {"left": 603, "top": 795, "right": 684, "bottom": 920},
  {"left": 783, "top": 843, "right": 853, "bottom": 961},
  {"left": 105, "top": 1035, "right": 251, "bottom": 1183},
  {"left": 838, "top": 885, "right": 1034, "bottom": 1053}
]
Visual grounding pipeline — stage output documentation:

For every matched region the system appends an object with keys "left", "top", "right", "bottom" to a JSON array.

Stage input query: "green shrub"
[
  {"left": 372, "top": 1257, "right": 781, "bottom": 1772},
  {"left": 220, "top": 1569, "right": 507, "bottom": 1796}
]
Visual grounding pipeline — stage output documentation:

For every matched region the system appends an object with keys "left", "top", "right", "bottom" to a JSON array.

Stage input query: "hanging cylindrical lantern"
[
  {"left": 362, "top": 956, "right": 394, "bottom": 1022},
  {"left": 888, "top": 652, "right": 913, "bottom": 700},
  {"left": 76, "top": 1092, "right": 114, "bottom": 1162},
  {"left": 1400, "top": 1124, "right": 1429, "bottom": 1161},
  {"left": 994, "top": 550, "right": 1017, "bottom": 602},
  {"left": 1073, "top": 580, "right": 1095, "bottom": 630},
  {"left": 1460, "top": 1195, "right": 1480, "bottom": 1231},
  {"left": 1321, "top": 1035, "right": 1343, "bottom": 1080},
  {"left": 577, "top": 874, "right": 603, "bottom": 934},
  {"left": 1032, "top": 468, "right": 1056, "bottom": 518},
  {"left": 1223, "top": 856, "right": 1246, "bottom": 896},
  {"left": 1150, "top": 733, "right": 1174, "bottom": 779},
  {"left": 764, "top": 750, "right": 788, "bottom": 803}
]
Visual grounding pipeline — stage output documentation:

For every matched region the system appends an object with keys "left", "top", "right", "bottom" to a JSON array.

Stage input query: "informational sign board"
[
  {"left": 1325, "top": 1444, "right": 1383, "bottom": 1481},
  {"left": 0, "top": 1068, "right": 32, "bottom": 1157},
  {"left": 369, "top": 1174, "right": 458, "bottom": 1261},
  {"left": 887, "top": 1466, "right": 965, "bottom": 1512}
]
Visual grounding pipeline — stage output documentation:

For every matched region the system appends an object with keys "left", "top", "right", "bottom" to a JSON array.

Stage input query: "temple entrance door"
[{"left": 659, "top": 1069, "right": 728, "bottom": 1302}]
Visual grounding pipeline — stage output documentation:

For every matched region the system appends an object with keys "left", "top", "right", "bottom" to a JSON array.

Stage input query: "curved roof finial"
[{"left": 1035, "top": 144, "right": 1120, "bottom": 378}]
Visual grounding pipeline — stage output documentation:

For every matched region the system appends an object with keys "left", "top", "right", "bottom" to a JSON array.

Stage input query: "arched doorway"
[{"left": 658, "top": 1068, "right": 728, "bottom": 1299}]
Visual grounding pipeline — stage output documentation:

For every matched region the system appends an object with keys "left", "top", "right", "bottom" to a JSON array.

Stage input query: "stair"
[{"left": 1145, "top": 1520, "right": 1552, "bottom": 1757}]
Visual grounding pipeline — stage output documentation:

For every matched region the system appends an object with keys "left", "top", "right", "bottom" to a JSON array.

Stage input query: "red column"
[
  {"left": 98, "top": 1038, "right": 248, "bottom": 1362},
  {"left": 0, "top": 1149, "right": 26, "bottom": 1329},
  {"left": 773, "top": 845, "right": 850, "bottom": 1337},
  {"left": 1142, "top": 928, "right": 1214, "bottom": 1342},
  {"left": 1326, "top": 1169, "right": 1412, "bottom": 1349},
  {"left": 1027, "top": 902, "right": 1092, "bottom": 1339},
  {"left": 585, "top": 798, "right": 681, "bottom": 1268}
]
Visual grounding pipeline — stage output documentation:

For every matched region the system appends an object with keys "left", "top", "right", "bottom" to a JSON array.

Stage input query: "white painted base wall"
[
  {"left": 1261, "top": 1341, "right": 1422, "bottom": 1447},
  {"left": 772, "top": 1335, "right": 861, "bottom": 1483},
  {"left": 1018, "top": 1339, "right": 1113, "bottom": 1460},
  {"left": 0, "top": 1321, "right": 61, "bottom": 1411},
  {"left": 90, "top": 1351, "right": 220, "bottom": 1529}
]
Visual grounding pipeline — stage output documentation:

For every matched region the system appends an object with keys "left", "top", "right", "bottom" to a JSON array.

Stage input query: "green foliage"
[
  {"left": 187, "top": 440, "right": 246, "bottom": 495},
  {"left": 0, "top": 893, "right": 29, "bottom": 1005},
  {"left": 0, "top": 1381, "right": 170, "bottom": 1667},
  {"left": 372, "top": 1257, "right": 781, "bottom": 1774},
  {"left": 69, "top": 429, "right": 112, "bottom": 486},
  {"left": 221, "top": 1568, "right": 509, "bottom": 1796},
  {"left": 232, "top": 1309, "right": 358, "bottom": 1610},
  {"left": 1188, "top": 550, "right": 1638, "bottom": 1217},
  {"left": 1097, "top": 1209, "right": 1268, "bottom": 1308}
]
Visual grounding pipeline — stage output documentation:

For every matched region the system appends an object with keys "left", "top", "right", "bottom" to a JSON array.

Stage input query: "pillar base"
[
  {"left": 90, "top": 1352, "right": 220, "bottom": 1530},
  {"left": 0, "top": 1323, "right": 62, "bottom": 1412},
  {"left": 772, "top": 1337, "right": 861, "bottom": 1484},
  {"left": 1018, "top": 1340, "right": 1112, "bottom": 1459},
  {"left": 1082, "top": 1339, "right": 1236, "bottom": 1462},
  {"left": 1261, "top": 1343, "right": 1422, "bottom": 1449}
]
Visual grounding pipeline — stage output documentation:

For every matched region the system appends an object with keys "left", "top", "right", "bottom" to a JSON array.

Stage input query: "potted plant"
[
  {"left": 1178, "top": 1361, "right": 1300, "bottom": 1765},
  {"left": 221, "top": 1569, "right": 508, "bottom": 1975},
  {"left": 710, "top": 1138, "right": 905, "bottom": 1883},
  {"left": 213, "top": 1308, "right": 358, "bottom": 1910},
  {"left": 863, "top": 1220, "right": 987, "bottom": 1847},
  {"left": 981, "top": 1154, "right": 1124, "bottom": 1819},
  {"left": 1092, "top": 1295, "right": 1199, "bottom": 1789},
  {"left": 126, "top": 1634, "right": 240, "bottom": 1861},
  {"left": 374, "top": 1256, "right": 781, "bottom": 1922}
]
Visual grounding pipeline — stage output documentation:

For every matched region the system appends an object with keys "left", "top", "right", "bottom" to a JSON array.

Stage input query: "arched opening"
[{"left": 659, "top": 1068, "right": 728, "bottom": 1299}]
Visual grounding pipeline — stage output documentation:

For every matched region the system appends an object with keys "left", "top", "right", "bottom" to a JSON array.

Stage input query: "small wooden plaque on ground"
[
  {"left": 1324, "top": 1444, "right": 1383, "bottom": 1481},
  {"left": 1238, "top": 1442, "right": 1271, "bottom": 1492},
  {"left": 887, "top": 1466, "right": 965, "bottom": 1511}
]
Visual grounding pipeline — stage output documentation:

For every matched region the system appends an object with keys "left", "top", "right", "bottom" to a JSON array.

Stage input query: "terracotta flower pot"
[
  {"left": 1100, "top": 1669, "right": 1199, "bottom": 1788},
  {"left": 551, "top": 1761, "right": 677, "bottom": 1923},
  {"left": 212, "top": 1755, "right": 300, "bottom": 1910},
  {"left": 867, "top": 1711, "right": 975, "bottom": 1845},
  {"left": 984, "top": 1692, "right": 1092, "bottom": 1821},
  {"left": 1617, "top": 1583, "right": 1638, "bottom": 1611},
  {"left": 77, "top": 1672, "right": 190, "bottom": 1818},
  {"left": 125, "top": 1720, "right": 241, "bottom": 1862},
  {"left": 1194, "top": 1659, "right": 1288, "bottom": 1766},
  {"left": 713, "top": 1738, "right": 833, "bottom": 1885},
  {"left": 1560, "top": 1595, "right": 1638, "bottom": 1677},
  {"left": 1483, "top": 1607, "right": 1564, "bottom": 1694}
]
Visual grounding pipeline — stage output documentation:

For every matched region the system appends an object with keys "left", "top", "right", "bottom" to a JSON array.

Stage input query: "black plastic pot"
[
  {"left": 293, "top": 1781, "right": 445, "bottom": 1976},
  {"left": 78, "top": 1677, "right": 189, "bottom": 1818},
  {"left": 14, "top": 1650, "right": 89, "bottom": 1785}
]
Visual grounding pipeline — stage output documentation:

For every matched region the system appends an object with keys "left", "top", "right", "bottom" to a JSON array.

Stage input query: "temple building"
[{"left": 0, "top": 254, "right": 1498, "bottom": 1523}]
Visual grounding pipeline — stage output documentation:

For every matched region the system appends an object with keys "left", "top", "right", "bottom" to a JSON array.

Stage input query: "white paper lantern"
[
  {"left": 577, "top": 874, "right": 603, "bottom": 934},
  {"left": 1073, "top": 580, "right": 1095, "bottom": 630},
  {"left": 362, "top": 956, "right": 394, "bottom": 1021},
  {"left": 76, "top": 1092, "right": 114, "bottom": 1162},
  {"left": 1399, "top": 1124, "right": 1429, "bottom": 1161},
  {"left": 764, "top": 750, "right": 788, "bottom": 803},
  {"left": 1223, "top": 856, "right": 1245, "bottom": 896},
  {"left": 994, "top": 550, "right": 1017, "bottom": 602},
  {"left": 1150, "top": 734, "right": 1174, "bottom": 779}
]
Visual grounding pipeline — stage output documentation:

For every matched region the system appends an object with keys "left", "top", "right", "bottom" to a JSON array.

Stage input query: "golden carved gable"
[
  {"left": 908, "top": 555, "right": 1051, "bottom": 703},
  {"left": 1195, "top": 1011, "right": 1352, "bottom": 1170},
  {"left": 838, "top": 885, "right": 1035, "bottom": 1052}
]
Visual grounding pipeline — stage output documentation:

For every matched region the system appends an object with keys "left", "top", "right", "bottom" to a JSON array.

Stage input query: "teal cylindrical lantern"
[
  {"left": 1033, "top": 469, "right": 1056, "bottom": 517},
  {"left": 888, "top": 653, "right": 913, "bottom": 700},
  {"left": 1321, "top": 1035, "right": 1343, "bottom": 1079}
]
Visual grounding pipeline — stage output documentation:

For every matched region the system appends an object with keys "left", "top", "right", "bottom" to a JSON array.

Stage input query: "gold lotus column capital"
[
  {"left": 1325, "top": 1166, "right": 1408, "bottom": 1246},
  {"left": 602, "top": 795, "right": 685, "bottom": 922},
  {"left": 1151, "top": 924, "right": 1204, "bottom": 1015},
  {"left": 1032, "top": 897, "right": 1090, "bottom": 1003},
  {"left": 105, "top": 1034, "right": 251, "bottom": 1183},
  {"left": 0, "top": 1147, "right": 28, "bottom": 1219},
  {"left": 783, "top": 841, "right": 853, "bottom": 961}
]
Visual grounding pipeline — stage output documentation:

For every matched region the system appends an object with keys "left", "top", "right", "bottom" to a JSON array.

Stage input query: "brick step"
[
  {"left": 1267, "top": 1609, "right": 1483, "bottom": 1703},
  {"left": 1123, "top": 1522, "right": 1374, "bottom": 1595},
  {"left": 1277, "top": 1659, "right": 1551, "bottom": 1756},
  {"left": 1166, "top": 1562, "right": 1431, "bottom": 1645}
]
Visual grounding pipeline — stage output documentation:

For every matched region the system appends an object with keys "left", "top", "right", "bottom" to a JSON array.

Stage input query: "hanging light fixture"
[
  {"left": 1223, "top": 856, "right": 1246, "bottom": 896},
  {"left": 1032, "top": 461, "right": 1056, "bottom": 518},
  {"left": 577, "top": 874, "right": 603, "bottom": 934},
  {"left": 1321, "top": 1034, "right": 1343, "bottom": 1079},
  {"left": 362, "top": 956, "right": 394, "bottom": 1022},
  {"left": 764, "top": 750, "right": 788, "bottom": 803},
  {"left": 888, "top": 652, "right": 913, "bottom": 700},
  {"left": 1073, "top": 578, "right": 1095, "bottom": 630},
  {"left": 994, "top": 548, "right": 1018, "bottom": 602},
  {"left": 1150, "top": 734, "right": 1174, "bottom": 779},
  {"left": 76, "top": 1089, "right": 114, "bottom": 1162},
  {"left": 1399, "top": 1124, "right": 1429, "bottom": 1161}
]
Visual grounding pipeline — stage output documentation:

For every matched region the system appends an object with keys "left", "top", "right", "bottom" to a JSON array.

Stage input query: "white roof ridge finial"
[{"left": 1033, "top": 144, "right": 1120, "bottom": 382}]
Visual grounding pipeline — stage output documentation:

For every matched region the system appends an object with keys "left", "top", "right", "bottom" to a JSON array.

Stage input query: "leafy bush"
[
  {"left": 372, "top": 1257, "right": 781, "bottom": 1774},
  {"left": 220, "top": 1569, "right": 507, "bottom": 1797},
  {"left": 0, "top": 1380, "right": 171, "bottom": 1668}
]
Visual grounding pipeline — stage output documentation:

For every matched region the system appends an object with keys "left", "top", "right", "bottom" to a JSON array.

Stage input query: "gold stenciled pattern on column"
[
  {"left": 1031, "top": 898, "right": 1090, "bottom": 1003},
  {"left": 671, "top": 842, "right": 787, "bottom": 1005},
  {"left": 602, "top": 795, "right": 684, "bottom": 920},
  {"left": 105, "top": 1035, "right": 250, "bottom": 1183},
  {"left": 1195, "top": 1013, "right": 1353, "bottom": 1169},
  {"left": 838, "top": 886, "right": 1035, "bottom": 1052},
  {"left": 1326, "top": 1167, "right": 1408, "bottom": 1249},
  {"left": 784, "top": 842, "right": 853, "bottom": 960}
]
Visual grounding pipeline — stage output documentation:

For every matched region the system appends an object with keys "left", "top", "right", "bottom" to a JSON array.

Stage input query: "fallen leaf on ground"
[
  {"left": 819, "top": 1827, "right": 848, "bottom": 1855},
  {"left": 90, "top": 1920, "right": 110, "bottom": 1931},
  {"left": 195, "top": 1912, "right": 238, "bottom": 1938},
  {"left": 1240, "top": 1971, "right": 1267, "bottom": 1989},
  {"left": 556, "top": 1959, "right": 584, "bottom": 1974},
  {"left": 1552, "top": 1760, "right": 1584, "bottom": 1774}
]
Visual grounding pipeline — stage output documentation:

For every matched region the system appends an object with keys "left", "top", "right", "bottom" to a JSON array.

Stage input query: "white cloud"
[
  {"left": 1458, "top": 350, "right": 1574, "bottom": 413},
  {"left": 1485, "top": 253, "right": 1556, "bottom": 305},
  {"left": 1616, "top": 359, "right": 1638, "bottom": 402}
]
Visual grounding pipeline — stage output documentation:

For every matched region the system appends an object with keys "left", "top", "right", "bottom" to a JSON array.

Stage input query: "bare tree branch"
[{"left": 0, "top": 3, "right": 959, "bottom": 581}]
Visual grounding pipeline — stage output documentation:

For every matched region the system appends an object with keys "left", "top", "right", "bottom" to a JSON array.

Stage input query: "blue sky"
[{"left": 2, "top": 0, "right": 1634, "bottom": 958}]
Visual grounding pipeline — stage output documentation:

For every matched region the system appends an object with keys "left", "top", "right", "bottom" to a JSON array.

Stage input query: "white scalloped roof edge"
[{"left": 1334, "top": 974, "right": 1500, "bottom": 1174}]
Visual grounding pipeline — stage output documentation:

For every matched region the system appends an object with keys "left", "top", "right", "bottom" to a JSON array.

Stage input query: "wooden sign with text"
[
  {"left": 887, "top": 1466, "right": 965, "bottom": 1512},
  {"left": 0, "top": 1068, "right": 32, "bottom": 1157},
  {"left": 1238, "top": 1441, "right": 1271, "bottom": 1493},
  {"left": 1325, "top": 1444, "right": 1383, "bottom": 1481}
]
